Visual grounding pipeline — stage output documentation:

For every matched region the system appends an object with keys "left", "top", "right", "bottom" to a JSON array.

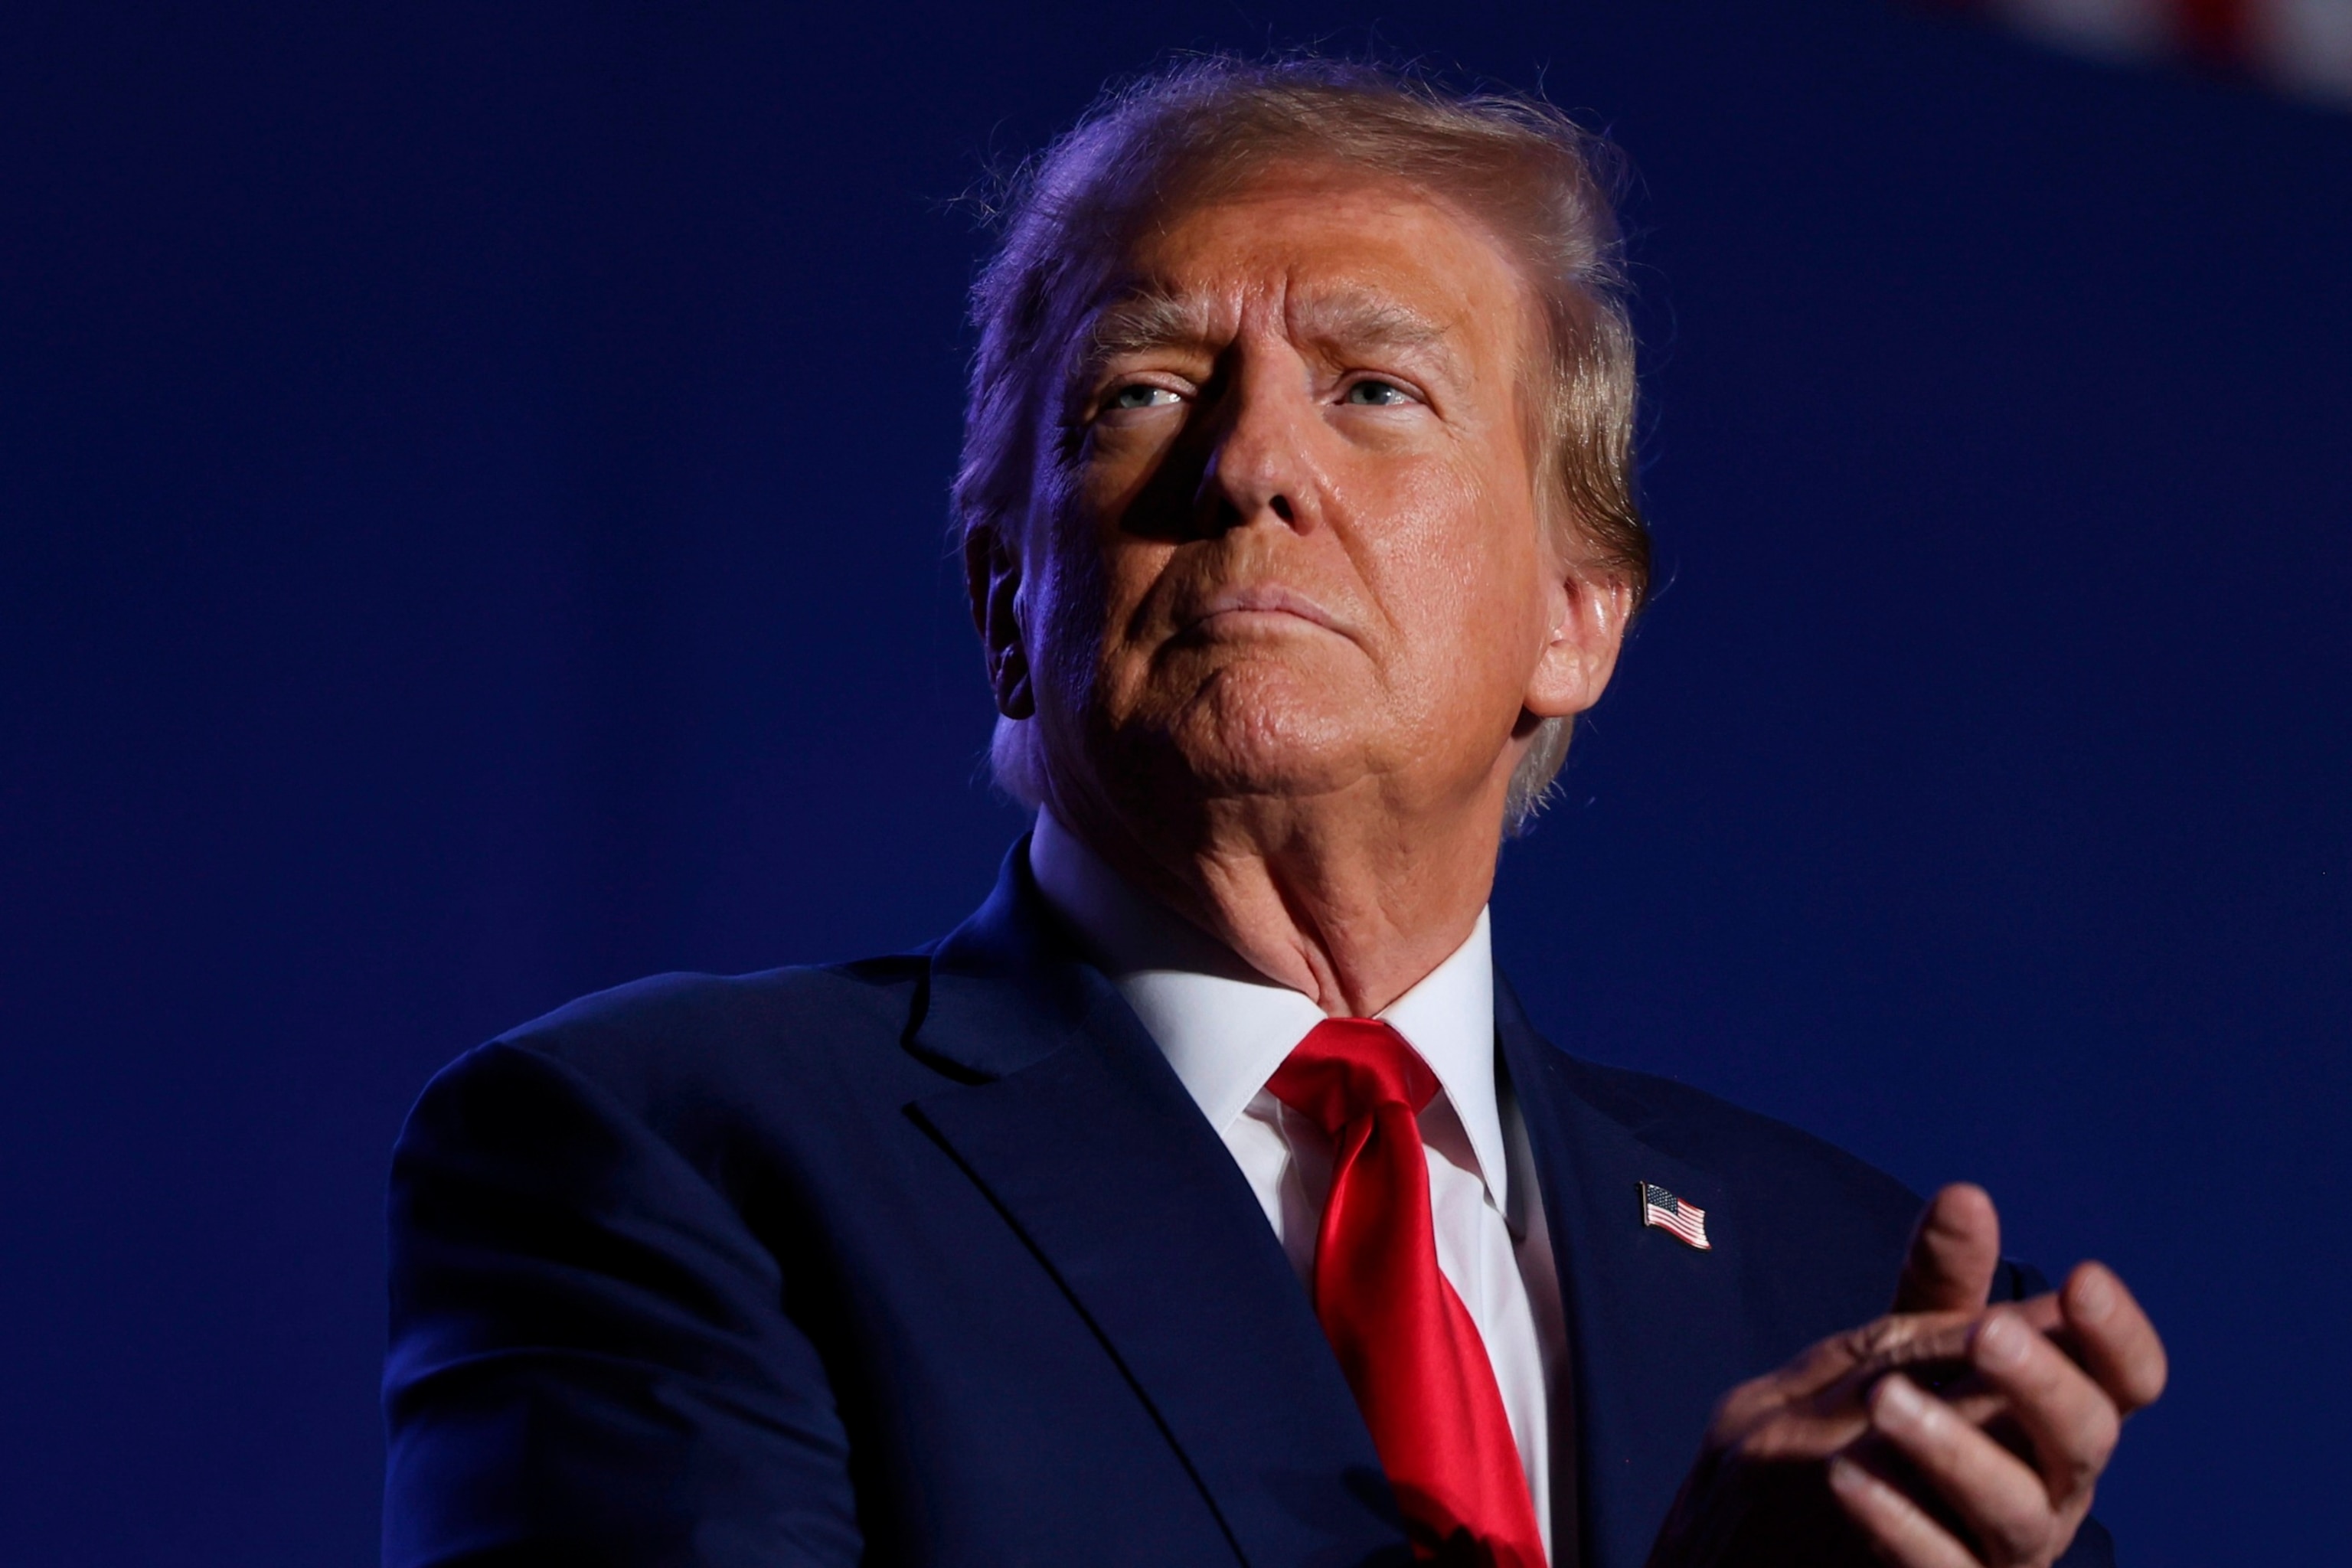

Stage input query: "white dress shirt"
[{"left": 1028, "top": 812, "right": 1573, "bottom": 1562}]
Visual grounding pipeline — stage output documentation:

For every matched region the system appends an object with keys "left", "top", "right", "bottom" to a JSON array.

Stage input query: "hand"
[{"left": 1646, "top": 1184, "right": 2167, "bottom": 1568}]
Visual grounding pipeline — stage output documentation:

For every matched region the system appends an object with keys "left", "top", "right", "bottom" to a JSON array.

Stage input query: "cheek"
[
  {"left": 1072, "top": 433, "right": 1158, "bottom": 527},
  {"left": 1354, "top": 455, "right": 1547, "bottom": 665},
  {"left": 1030, "top": 514, "right": 1167, "bottom": 699}
]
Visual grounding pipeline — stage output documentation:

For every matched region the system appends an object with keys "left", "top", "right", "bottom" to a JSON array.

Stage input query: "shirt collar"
[{"left": 1027, "top": 809, "right": 1509, "bottom": 1214}]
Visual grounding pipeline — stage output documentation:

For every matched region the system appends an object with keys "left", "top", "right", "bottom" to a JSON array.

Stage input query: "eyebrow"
[
  {"left": 1290, "top": 292, "right": 1454, "bottom": 362},
  {"left": 1079, "top": 286, "right": 1220, "bottom": 368},
  {"left": 1076, "top": 286, "right": 1462, "bottom": 377}
]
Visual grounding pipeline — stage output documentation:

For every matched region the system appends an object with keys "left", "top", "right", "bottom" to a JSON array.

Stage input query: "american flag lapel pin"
[{"left": 1639, "top": 1181, "right": 1711, "bottom": 1250}]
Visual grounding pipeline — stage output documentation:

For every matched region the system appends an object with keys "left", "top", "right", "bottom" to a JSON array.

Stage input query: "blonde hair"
[{"left": 956, "top": 55, "right": 1649, "bottom": 832}]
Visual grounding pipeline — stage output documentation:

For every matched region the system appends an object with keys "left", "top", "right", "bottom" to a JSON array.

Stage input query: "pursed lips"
[{"left": 1178, "top": 583, "right": 1348, "bottom": 639}]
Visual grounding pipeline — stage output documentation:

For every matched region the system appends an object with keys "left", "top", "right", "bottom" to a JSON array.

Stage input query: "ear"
[
  {"left": 1522, "top": 565, "right": 1632, "bottom": 721},
  {"left": 963, "top": 522, "right": 1036, "bottom": 721}
]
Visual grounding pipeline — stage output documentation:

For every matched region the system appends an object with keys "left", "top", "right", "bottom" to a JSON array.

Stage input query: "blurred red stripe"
[
  {"left": 1911, "top": 0, "right": 2352, "bottom": 106},
  {"left": 2175, "top": 0, "right": 2256, "bottom": 59}
]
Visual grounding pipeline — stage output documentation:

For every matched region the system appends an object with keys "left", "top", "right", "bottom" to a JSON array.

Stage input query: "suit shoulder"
[
  {"left": 427, "top": 954, "right": 933, "bottom": 1129},
  {"left": 506, "top": 956, "right": 923, "bottom": 1057}
]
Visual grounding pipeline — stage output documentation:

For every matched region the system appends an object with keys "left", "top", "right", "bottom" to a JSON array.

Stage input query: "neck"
[{"left": 1044, "top": 776, "right": 1507, "bottom": 1018}]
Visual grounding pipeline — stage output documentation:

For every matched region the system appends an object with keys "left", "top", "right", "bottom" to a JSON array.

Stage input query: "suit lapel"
[
  {"left": 1498, "top": 982, "right": 1758, "bottom": 1568},
  {"left": 908, "top": 845, "right": 1409, "bottom": 1568}
]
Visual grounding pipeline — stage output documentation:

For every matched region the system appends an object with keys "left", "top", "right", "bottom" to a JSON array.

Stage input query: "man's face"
[{"left": 999, "top": 165, "right": 1621, "bottom": 828}]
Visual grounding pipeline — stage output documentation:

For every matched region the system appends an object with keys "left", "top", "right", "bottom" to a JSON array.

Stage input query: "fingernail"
[
  {"left": 2073, "top": 1266, "right": 2116, "bottom": 1325},
  {"left": 1976, "top": 1312, "right": 2030, "bottom": 1370},
  {"left": 1872, "top": 1373, "right": 1926, "bottom": 1427},
  {"left": 1828, "top": 1455, "right": 1871, "bottom": 1498}
]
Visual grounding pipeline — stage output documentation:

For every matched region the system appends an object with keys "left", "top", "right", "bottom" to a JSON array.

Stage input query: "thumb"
[{"left": 1893, "top": 1182, "right": 2001, "bottom": 1314}]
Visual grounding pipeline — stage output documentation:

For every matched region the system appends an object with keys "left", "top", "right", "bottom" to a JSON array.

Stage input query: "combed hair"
[{"left": 955, "top": 55, "right": 1650, "bottom": 834}]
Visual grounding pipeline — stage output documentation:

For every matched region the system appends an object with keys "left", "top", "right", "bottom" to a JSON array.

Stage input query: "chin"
[{"left": 1147, "top": 662, "right": 1377, "bottom": 802}]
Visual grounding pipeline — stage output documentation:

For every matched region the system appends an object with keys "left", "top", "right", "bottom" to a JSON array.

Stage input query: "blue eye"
[
  {"left": 1344, "top": 379, "right": 1412, "bottom": 406},
  {"left": 1107, "top": 384, "right": 1181, "bottom": 410}
]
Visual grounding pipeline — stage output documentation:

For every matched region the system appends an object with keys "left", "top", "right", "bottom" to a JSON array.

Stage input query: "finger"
[
  {"left": 1922, "top": 1292, "right": 2065, "bottom": 1423},
  {"left": 1969, "top": 1308, "right": 2118, "bottom": 1511},
  {"left": 1828, "top": 1452, "right": 1979, "bottom": 1568},
  {"left": 1815, "top": 1293, "right": 2056, "bottom": 1414},
  {"left": 2061, "top": 1262, "right": 2167, "bottom": 1415},
  {"left": 1864, "top": 1371, "right": 2061, "bottom": 1565},
  {"left": 1712, "top": 1323, "right": 1893, "bottom": 1436},
  {"left": 1894, "top": 1184, "right": 2001, "bottom": 1315},
  {"left": 1711, "top": 1304, "right": 1998, "bottom": 1463}
]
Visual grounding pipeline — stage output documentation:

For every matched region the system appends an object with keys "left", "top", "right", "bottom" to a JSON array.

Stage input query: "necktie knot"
[{"left": 1266, "top": 1017, "right": 1439, "bottom": 1138}]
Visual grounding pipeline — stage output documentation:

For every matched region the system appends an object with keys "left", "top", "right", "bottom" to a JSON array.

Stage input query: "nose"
[{"left": 1193, "top": 354, "right": 1318, "bottom": 536}]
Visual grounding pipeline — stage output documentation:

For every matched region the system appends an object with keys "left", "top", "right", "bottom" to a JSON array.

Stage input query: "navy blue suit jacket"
[{"left": 384, "top": 845, "right": 2113, "bottom": 1566}]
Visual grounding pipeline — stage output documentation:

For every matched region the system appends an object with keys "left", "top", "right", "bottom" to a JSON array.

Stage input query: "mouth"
[{"left": 1180, "top": 584, "right": 1346, "bottom": 638}]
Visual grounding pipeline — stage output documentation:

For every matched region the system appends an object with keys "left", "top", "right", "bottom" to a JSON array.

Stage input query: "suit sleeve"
[{"left": 382, "top": 1041, "right": 862, "bottom": 1568}]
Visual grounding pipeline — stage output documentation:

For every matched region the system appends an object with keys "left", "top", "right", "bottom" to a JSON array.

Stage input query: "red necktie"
[{"left": 1269, "top": 1018, "right": 1547, "bottom": 1568}]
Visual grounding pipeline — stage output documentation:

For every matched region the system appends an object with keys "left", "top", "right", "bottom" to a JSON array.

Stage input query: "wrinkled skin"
[
  {"left": 968, "top": 165, "right": 1628, "bottom": 1016},
  {"left": 1649, "top": 1184, "right": 2167, "bottom": 1567}
]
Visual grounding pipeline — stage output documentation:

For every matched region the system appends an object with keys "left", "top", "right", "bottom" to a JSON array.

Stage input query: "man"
[{"left": 384, "top": 58, "right": 2164, "bottom": 1568}]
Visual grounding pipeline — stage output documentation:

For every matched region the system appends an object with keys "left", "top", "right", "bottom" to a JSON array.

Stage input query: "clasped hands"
[{"left": 1649, "top": 1184, "right": 2167, "bottom": 1568}]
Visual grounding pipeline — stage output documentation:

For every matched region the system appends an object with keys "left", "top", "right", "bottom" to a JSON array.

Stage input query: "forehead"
[{"left": 1095, "top": 167, "right": 1534, "bottom": 354}]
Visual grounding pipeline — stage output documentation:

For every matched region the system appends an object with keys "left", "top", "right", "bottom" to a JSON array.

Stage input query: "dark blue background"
[{"left": 3, "top": 2, "right": 2344, "bottom": 1563}]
